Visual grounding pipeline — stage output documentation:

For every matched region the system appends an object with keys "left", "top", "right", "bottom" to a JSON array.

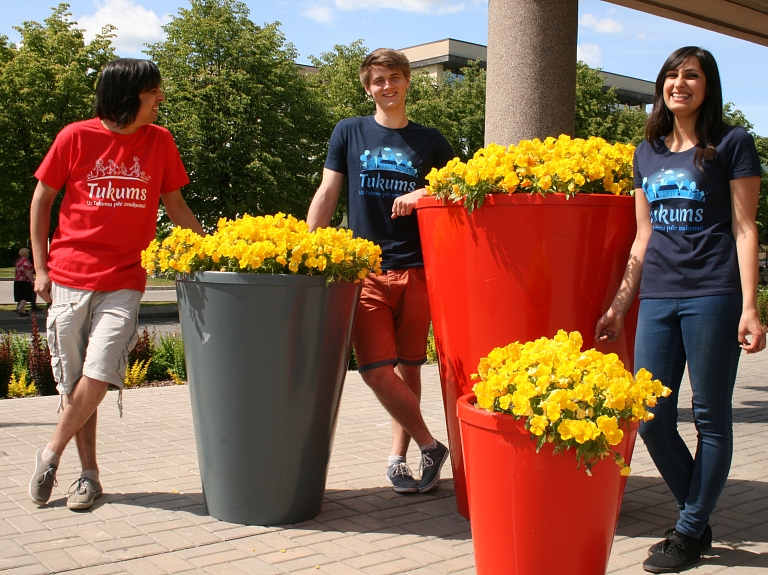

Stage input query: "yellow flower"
[{"left": 472, "top": 330, "right": 670, "bottom": 476}]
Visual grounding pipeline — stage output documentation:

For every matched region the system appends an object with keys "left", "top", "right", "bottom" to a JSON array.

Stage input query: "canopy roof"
[{"left": 605, "top": 0, "right": 768, "bottom": 46}]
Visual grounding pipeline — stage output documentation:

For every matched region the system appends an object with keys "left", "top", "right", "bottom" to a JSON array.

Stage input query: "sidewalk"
[{"left": 1, "top": 354, "right": 767, "bottom": 574}]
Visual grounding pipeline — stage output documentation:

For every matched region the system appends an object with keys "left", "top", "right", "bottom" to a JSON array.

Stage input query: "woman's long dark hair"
[
  {"left": 645, "top": 46, "right": 724, "bottom": 171},
  {"left": 94, "top": 59, "right": 162, "bottom": 128}
]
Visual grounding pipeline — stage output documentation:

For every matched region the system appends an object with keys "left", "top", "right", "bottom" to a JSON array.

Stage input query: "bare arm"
[
  {"left": 161, "top": 189, "right": 205, "bottom": 235},
  {"left": 30, "top": 180, "right": 60, "bottom": 303},
  {"left": 391, "top": 187, "right": 428, "bottom": 219},
  {"left": 595, "top": 190, "right": 652, "bottom": 342},
  {"left": 731, "top": 175, "right": 766, "bottom": 354},
  {"left": 307, "top": 169, "right": 345, "bottom": 231}
]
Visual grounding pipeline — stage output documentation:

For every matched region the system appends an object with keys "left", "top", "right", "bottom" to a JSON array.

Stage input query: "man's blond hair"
[{"left": 359, "top": 48, "right": 411, "bottom": 87}]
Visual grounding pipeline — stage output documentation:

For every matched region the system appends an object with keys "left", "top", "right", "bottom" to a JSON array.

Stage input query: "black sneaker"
[
  {"left": 642, "top": 530, "right": 701, "bottom": 573},
  {"left": 386, "top": 462, "right": 418, "bottom": 493},
  {"left": 28, "top": 448, "right": 58, "bottom": 505},
  {"left": 417, "top": 441, "right": 449, "bottom": 493},
  {"left": 648, "top": 524, "right": 712, "bottom": 556}
]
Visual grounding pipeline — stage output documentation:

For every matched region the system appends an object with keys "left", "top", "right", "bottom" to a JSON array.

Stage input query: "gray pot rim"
[{"left": 176, "top": 271, "right": 359, "bottom": 287}]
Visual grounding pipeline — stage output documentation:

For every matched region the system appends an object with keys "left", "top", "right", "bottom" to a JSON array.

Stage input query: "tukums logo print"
[
  {"left": 85, "top": 157, "right": 150, "bottom": 205},
  {"left": 88, "top": 157, "right": 151, "bottom": 183}
]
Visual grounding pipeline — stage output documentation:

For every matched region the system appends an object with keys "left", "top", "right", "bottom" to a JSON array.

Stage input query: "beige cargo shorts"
[{"left": 47, "top": 283, "right": 141, "bottom": 404}]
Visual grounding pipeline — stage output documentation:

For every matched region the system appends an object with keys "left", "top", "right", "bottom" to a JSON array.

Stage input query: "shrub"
[
  {"left": 759, "top": 286, "right": 768, "bottom": 326},
  {"left": 153, "top": 332, "right": 187, "bottom": 383},
  {"left": 0, "top": 331, "right": 12, "bottom": 398},
  {"left": 124, "top": 359, "right": 151, "bottom": 388},
  {"left": 7, "top": 371, "right": 37, "bottom": 398},
  {"left": 28, "top": 314, "right": 56, "bottom": 396},
  {"left": 9, "top": 331, "right": 29, "bottom": 379},
  {"left": 426, "top": 325, "right": 438, "bottom": 364},
  {"left": 130, "top": 327, "right": 155, "bottom": 366}
]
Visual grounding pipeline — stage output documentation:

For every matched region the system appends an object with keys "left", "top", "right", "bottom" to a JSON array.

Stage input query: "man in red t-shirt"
[{"left": 28, "top": 59, "right": 204, "bottom": 511}]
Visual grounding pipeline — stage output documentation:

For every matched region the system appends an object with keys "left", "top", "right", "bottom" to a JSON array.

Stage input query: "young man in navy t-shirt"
[{"left": 308, "top": 48, "right": 454, "bottom": 494}]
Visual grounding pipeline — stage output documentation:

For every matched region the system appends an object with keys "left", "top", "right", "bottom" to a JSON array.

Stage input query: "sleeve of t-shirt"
[
  {"left": 34, "top": 125, "right": 76, "bottom": 190},
  {"left": 724, "top": 127, "right": 762, "bottom": 181},
  {"left": 632, "top": 143, "right": 645, "bottom": 190},
  {"left": 160, "top": 129, "right": 191, "bottom": 193},
  {"left": 324, "top": 121, "right": 348, "bottom": 175}
]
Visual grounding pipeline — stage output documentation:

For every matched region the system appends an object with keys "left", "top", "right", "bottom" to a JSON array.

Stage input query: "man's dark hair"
[
  {"left": 94, "top": 59, "right": 162, "bottom": 128},
  {"left": 645, "top": 46, "right": 724, "bottom": 171}
]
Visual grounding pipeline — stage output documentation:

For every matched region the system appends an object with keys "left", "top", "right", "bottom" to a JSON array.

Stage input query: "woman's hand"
[
  {"left": 595, "top": 307, "right": 625, "bottom": 343},
  {"left": 738, "top": 308, "right": 766, "bottom": 354}
]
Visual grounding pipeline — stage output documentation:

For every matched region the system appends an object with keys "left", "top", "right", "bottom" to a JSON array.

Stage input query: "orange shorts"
[{"left": 353, "top": 267, "right": 431, "bottom": 372}]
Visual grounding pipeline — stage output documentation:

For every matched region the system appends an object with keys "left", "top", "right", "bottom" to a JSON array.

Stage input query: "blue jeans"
[{"left": 635, "top": 294, "right": 742, "bottom": 539}]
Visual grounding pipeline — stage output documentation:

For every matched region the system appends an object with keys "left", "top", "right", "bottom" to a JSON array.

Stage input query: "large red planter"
[
  {"left": 416, "top": 193, "right": 638, "bottom": 518},
  {"left": 457, "top": 393, "right": 639, "bottom": 575}
]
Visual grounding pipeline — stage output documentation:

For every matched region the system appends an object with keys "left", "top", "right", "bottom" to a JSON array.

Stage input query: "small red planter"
[
  {"left": 416, "top": 193, "right": 638, "bottom": 518},
  {"left": 457, "top": 393, "right": 639, "bottom": 575}
]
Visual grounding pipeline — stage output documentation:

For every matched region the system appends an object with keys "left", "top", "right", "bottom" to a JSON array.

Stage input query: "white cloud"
[
  {"left": 78, "top": 0, "right": 172, "bottom": 56},
  {"left": 334, "top": 0, "right": 465, "bottom": 14},
  {"left": 302, "top": 4, "right": 335, "bottom": 24},
  {"left": 577, "top": 43, "right": 602, "bottom": 67},
  {"left": 579, "top": 13, "right": 623, "bottom": 34}
]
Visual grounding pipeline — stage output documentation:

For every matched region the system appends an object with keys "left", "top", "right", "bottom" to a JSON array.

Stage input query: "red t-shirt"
[{"left": 35, "top": 118, "right": 190, "bottom": 292}]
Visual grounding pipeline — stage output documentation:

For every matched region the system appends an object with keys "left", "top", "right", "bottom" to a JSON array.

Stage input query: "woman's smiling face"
[{"left": 663, "top": 56, "right": 707, "bottom": 120}]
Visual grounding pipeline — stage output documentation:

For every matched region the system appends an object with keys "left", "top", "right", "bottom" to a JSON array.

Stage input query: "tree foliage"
[
  {"left": 146, "top": 0, "right": 331, "bottom": 229},
  {"left": 724, "top": 103, "right": 768, "bottom": 246},
  {"left": 0, "top": 3, "right": 114, "bottom": 248},
  {"left": 408, "top": 62, "right": 486, "bottom": 161},
  {"left": 575, "top": 61, "right": 646, "bottom": 144},
  {"left": 307, "top": 40, "right": 373, "bottom": 125}
]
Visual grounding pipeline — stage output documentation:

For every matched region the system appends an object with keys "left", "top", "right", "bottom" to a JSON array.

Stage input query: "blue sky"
[{"left": 3, "top": 0, "right": 767, "bottom": 134}]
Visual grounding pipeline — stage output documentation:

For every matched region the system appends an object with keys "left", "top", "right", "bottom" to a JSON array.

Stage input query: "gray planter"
[{"left": 176, "top": 272, "right": 361, "bottom": 525}]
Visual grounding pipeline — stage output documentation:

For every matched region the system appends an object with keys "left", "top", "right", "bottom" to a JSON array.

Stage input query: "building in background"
[{"left": 399, "top": 39, "right": 654, "bottom": 111}]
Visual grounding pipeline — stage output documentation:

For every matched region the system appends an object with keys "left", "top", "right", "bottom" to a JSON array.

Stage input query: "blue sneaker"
[
  {"left": 418, "top": 441, "right": 449, "bottom": 493},
  {"left": 386, "top": 462, "right": 419, "bottom": 493}
]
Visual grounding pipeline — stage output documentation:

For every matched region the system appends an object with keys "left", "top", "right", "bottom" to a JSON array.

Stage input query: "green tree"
[
  {"left": 724, "top": 103, "right": 768, "bottom": 248},
  {"left": 307, "top": 40, "right": 373, "bottom": 125},
  {"left": 575, "top": 61, "right": 646, "bottom": 144},
  {"left": 146, "top": 0, "right": 330, "bottom": 229},
  {"left": 0, "top": 3, "right": 114, "bottom": 248},
  {"left": 408, "top": 61, "right": 486, "bottom": 161}
]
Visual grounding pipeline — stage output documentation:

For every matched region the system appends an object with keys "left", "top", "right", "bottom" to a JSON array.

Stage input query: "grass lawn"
[{"left": 0, "top": 267, "right": 14, "bottom": 278}]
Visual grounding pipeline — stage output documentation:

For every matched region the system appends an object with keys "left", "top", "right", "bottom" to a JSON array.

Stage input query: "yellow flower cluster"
[
  {"left": 426, "top": 135, "right": 635, "bottom": 212},
  {"left": 141, "top": 213, "right": 382, "bottom": 284},
  {"left": 472, "top": 330, "right": 671, "bottom": 475}
]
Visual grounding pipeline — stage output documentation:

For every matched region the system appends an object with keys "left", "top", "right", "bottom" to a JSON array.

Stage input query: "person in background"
[
  {"left": 307, "top": 48, "right": 454, "bottom": 494},
  {"left": 596, "top": 46, "right": 766, "bottom": 574},
  {"left": 14, "top": 247, "right": 35, "bottom": 316},
  {"left": 28, "top": 58, "right": 204, "bottom": 511}
]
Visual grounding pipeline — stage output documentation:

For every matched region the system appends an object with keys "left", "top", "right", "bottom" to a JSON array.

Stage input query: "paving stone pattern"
[{"left": 1, "top": 354, "right": 767, "bottom": 574}]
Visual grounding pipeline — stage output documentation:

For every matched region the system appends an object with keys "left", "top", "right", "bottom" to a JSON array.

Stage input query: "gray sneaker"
[
  {"left": 386, "top": 462, "right": 419, "bottom": 493},
  {"left": 28, "top": 448, "right": 58, "bottom": 505},
  {"left": 66, "top": 477, "right": 103, "bottom": 510},
  {"left": 418, "top": 441, "right": 449, "bottom": 493}
]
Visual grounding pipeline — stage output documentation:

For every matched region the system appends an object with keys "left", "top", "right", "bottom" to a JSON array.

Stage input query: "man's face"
[{"left": 365, "top": 66, "right": 410, "bottom": 112}]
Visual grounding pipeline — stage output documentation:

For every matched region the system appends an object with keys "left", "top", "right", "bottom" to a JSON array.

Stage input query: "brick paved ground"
[{"left": 1, "top": 352, "right": 766, "bottom": 574}]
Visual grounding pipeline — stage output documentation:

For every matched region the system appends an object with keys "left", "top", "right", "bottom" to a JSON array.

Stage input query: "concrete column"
[{"left": 485, "top": 0, "right": 579, "bottom": 146}]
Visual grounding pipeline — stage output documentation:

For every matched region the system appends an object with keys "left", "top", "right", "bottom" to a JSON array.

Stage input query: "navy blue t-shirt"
[
  {"left": 634, "top": 125, "right": 762, "bottom": 298},
  {"left": 325, "top": 116, "right": 454, "bottom": 270}
]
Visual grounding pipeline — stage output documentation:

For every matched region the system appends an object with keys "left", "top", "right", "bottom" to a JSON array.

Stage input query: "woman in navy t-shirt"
[{"left": 596, "top": 47, "right": 765, "bottom": 574}]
